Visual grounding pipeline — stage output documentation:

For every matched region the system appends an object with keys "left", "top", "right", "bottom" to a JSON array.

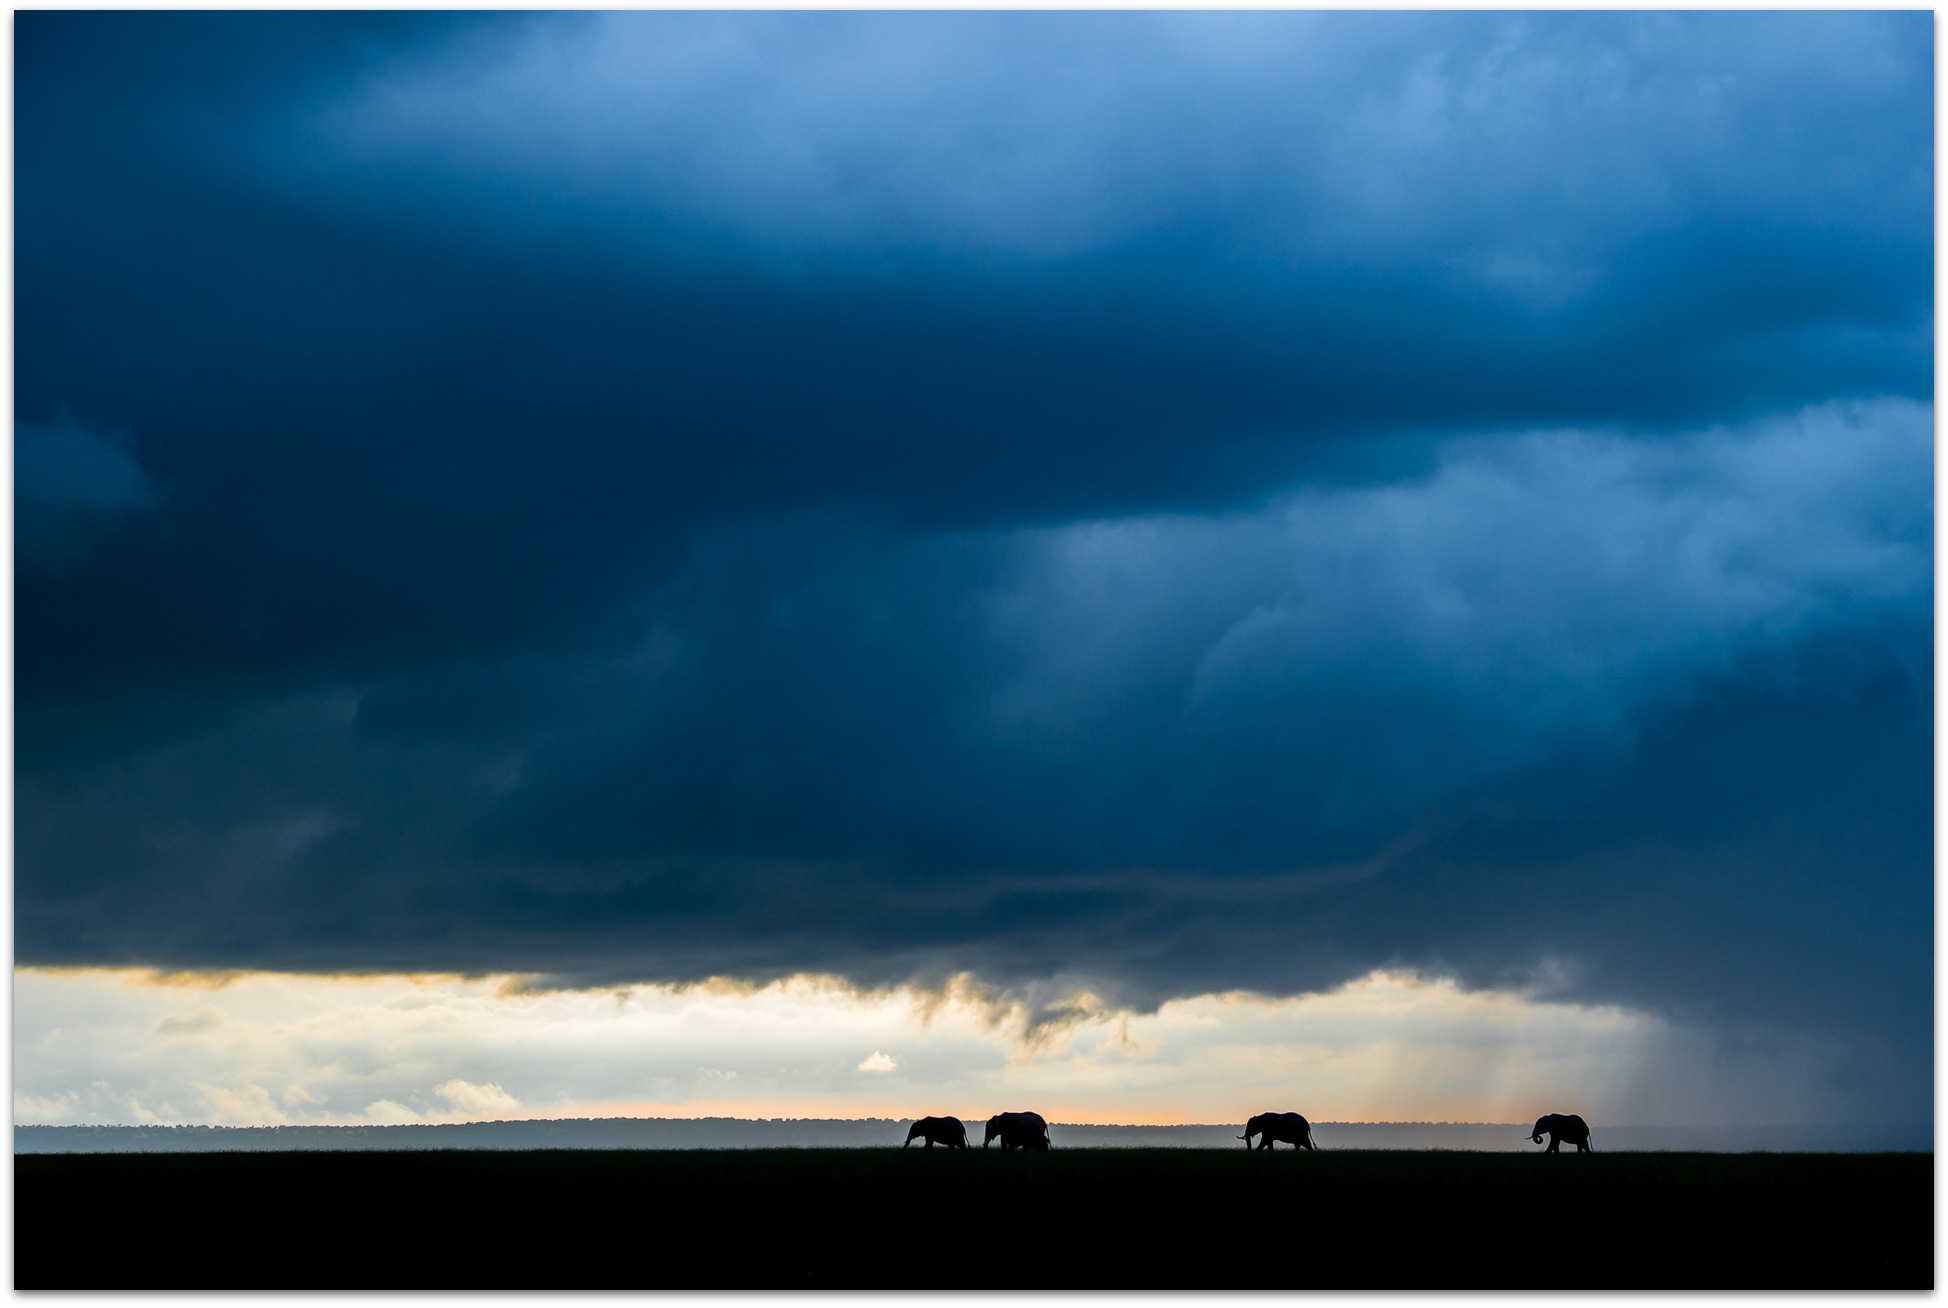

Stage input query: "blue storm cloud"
[
  {"left": 300, "top": 13, "right": 1923, "bottom": 266},
  {"left": 16, "top": 416, "right": 166, "bottom": 567},
  {"left": 15, "top": 12, "right": 1932, "bottom": 1127}
]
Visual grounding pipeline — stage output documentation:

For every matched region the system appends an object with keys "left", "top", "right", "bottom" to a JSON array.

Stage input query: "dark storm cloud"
[
  {"left": 15, "top": 13, "right": 1931, "bottom": 1124},
  {"left": 15, "top": 416, "right": 167, "bottom": 568}
]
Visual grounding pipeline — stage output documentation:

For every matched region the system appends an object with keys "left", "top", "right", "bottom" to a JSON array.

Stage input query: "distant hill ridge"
[{"left": 14, "top": 1118, "right": 1912, "bottom": 1153}]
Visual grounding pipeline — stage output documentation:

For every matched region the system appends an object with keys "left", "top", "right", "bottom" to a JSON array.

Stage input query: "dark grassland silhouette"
[
  {"left": 903, "top": 1116, "right": 967, "bottom": 1150},
  {"left": 983, "top": 1110, "right": 1050, "bottom": 1152},
  {"left": 16, "top": 1148, "right": 1929, "bottom": 1289},
  {"left": 1531, "top": 1113, "right": 1594, "bottom": 1153},
  {"left": 1240, "top": 1111, "right": 1316, "bottom": 1151}
]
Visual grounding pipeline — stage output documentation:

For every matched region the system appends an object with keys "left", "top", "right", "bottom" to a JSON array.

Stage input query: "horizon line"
[{"left": 23, "top": 1117, "right": 1825, "bottom": 1131}]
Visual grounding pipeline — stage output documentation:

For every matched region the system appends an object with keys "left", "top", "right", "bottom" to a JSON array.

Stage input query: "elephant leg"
[{"left": 1547, "top": 1138, "right": 1560, "bottom": 1153}]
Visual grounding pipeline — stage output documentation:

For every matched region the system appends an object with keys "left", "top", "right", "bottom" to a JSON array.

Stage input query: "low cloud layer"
[
  {"left": 14, "top": 968, "right": 1857, "bottom": 1132},
  {"left": 16, "top": 12, "right": 1932, "bottom": 1137}
]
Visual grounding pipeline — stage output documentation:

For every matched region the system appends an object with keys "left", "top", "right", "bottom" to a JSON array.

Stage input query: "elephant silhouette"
[
  {"left": 902, "top": 1116, "right": 968, "bottom": 1150},
  {"left": 1239, "top": 1111, "right": 1315, "bottom": 1151},
  {"left": 982, "top": 1111, "right": 1050, "bottom": 1152},
  {"left": 1529, "top": 1113, "right": 1593, "bottom": 1153}
]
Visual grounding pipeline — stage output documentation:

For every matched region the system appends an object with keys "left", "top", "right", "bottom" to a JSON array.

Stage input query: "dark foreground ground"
[{"left": 16, "top": 1148, "right": 1931, "bottom": 1289}]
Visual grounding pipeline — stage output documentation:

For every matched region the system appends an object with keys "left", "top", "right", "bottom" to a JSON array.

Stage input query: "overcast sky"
[{"left": 15, "top": 12, "right": 1932, "bottom": 1136}]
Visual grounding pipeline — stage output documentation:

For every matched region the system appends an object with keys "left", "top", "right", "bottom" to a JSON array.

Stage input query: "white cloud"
[
  {"left": 436, "top": 1079, "right": 522, "bottom": 1117},
  {"left": 156, "top": 1006, "right": 228, "bottom": 1037},
  {"left": 361, "top": 1099, "right": 421, "bottom": 1125},
  {"left": 193, "top": 1082, "right": 289, "bottom": 1127},
  {"left": 13, "top": 966, "right": 1850, "bottom": 1129},
  {"left": 13, "top": 1092, "right": 81, "bottom": 1124}
]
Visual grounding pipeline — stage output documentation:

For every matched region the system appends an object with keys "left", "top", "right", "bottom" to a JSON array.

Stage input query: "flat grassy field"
[{"left": 16, "top": 1147, "right": 1931, "bottom": 1289}]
